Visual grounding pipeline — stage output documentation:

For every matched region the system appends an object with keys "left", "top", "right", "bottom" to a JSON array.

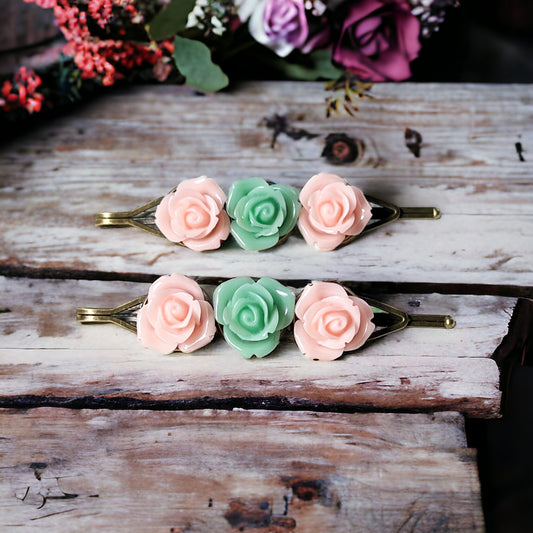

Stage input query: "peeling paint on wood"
[{"left": 0, "top": 409, "right": 484, "bottom": 531}]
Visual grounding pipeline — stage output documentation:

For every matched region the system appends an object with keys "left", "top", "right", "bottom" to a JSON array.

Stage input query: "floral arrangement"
[
  {"left": 1, "top": 0, "right": 458, "bottom": 117},
  {"left": 124, "top": 173, "right": 375, "bottom": 252},
  {"left": 135, "top": 273, "right": 375, "bottom": 360}
]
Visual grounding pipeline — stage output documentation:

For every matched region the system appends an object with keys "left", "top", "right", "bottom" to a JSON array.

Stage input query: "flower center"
[
  {"left": 318, "top": 200, "right": 342, "bottom": 226},
  {"left": 266, "top": 1, "right": 299, "bottom": 35},
  {"left": 252, "top": 199, "right": 278, "bottom": 225},
  {"left": 162, "top": 295, "right": 192, "bottom": 326},
  {"left": 238, "top": 303, "right": 261, "bottom": 330},
  {"left": 184, "top": 205, "right": 210, "bottom": 229},
  {"left": 323, "top": 310, "right": 350, "bottom": 336}
]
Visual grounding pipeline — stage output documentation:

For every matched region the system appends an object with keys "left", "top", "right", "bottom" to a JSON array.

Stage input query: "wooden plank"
[
  {"left": 1, "top": 83, "right": 532, "bottom": 286},
  {"left": 0, "top": 408, "right": 484, "bottom": 531},
  {"left": 0, "top": 277, "right": 506, "bottom": 416}
]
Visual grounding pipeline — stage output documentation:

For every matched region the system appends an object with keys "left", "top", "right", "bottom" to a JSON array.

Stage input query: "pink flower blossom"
[
  {"left": 294, "top": 281, "right": 375, "bottom": 361},
  {"left": 155, "top": 177, "right": 230, "bottom": 252},
  {"left": 298, "top": 173, "right": 372, "bottom": 251},
  {"left": 137, "top": 274, "right": 216, "bottom": 354},
  {"left": 332, "top": 0, "right": 421, "bottom": 81}
]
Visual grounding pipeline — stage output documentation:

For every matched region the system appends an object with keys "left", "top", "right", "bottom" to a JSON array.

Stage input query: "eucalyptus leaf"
[
  {"left": 272, "top": 49, "right": 342, "bottom": 81},
  {"left": 173, "top": 36, "right": 229, "bottom": 93},
  {"left": 148, "top": 0, "right": 197, "bottom": 41}
]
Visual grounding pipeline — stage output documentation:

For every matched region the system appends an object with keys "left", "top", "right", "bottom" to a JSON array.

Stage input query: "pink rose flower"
[
  {"left": 294, "top": 281, "right": 375, "bottom": 361},
  {"left": 155, "top": 176, "right": 230, "bottom": 252},
  {"left": 332, "top": 0, "right": 421, "bottom": 82},
  {"left": 137, "top": 273, "right": 216, "bottom": 354},
  {"left": 246, "top": 0, "right": 309, "bottom": 57},
  {"left": 297, "top": 173, "right": 372, "bottom": 251}
]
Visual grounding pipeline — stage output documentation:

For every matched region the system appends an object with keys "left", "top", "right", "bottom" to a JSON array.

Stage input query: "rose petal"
[
  {"left": 137, "top": 304, "right": 177, "bottom": 355},
  {"left": 271, "top": 184, "right": 301, "bottom": 237},
  {"left": 223, "top": 325, "right": 280, "bottom": 358},
  {"left": 234, "top": 187, "right": 286, "bottom": 236},
  {"left": 213, "top": 277, "right": 255, "bottom": 323},
  {"left": 345, "top": 187, "right": 373, "bottom": 236},
  {"left": 170, "top": 193, "right": 219, "bottom": 240},
  {"left": 343, "top": 0, "right": 383, "bottom": 26},
  {"left": 300, "top": 173, "right": 345, "bottom": 207},
  {"left": 331, "top": 1, "right": 421, "bottom": 82},
  {"left": 258, "top": 277, "right": 295, "bottom": 331},
  {"left": 148, "top": 273, "right": 205, "bottom": 302},
  {"left": 155, "top": 194, "right": 180, "bottom": 242},
  {"left": 175, "top": 176, "right": 226, "bottom": 211},
  {"left": 302, "top": 298, "right": 359, "bottom": 350},
  {"left": 227, "top": 286, "right": 279, "bottom": 342},
  {"left": 398, "top": 10, "right": 422, "bottom": 62},
  {"left": 367, "top": 48, "right": 414, "bottom": 82},
  {"left": 344, "top": 296, "right": 375, "bottom": 351},
  {"left": 248, "top": 0, "right": 309, "bottom": 58},
  {"left": 178, "top": 300, "right": 216, "bottom": 353},
  {"left": 230, "top": 220, "right": 280, "bottom": 251},
  {"left": 182, "top": 210, "right": 230, "bottom": 251},
  {"left": 153, "top": 295, "right": 197, "bottom": 347},
  {"left": 226, "top": 177, "right": 268, "bottom": 217},
  {"left": 308, "top": 183, "right": 357, "bottom": 234},
  {"left": 294, "top": 320, "right": 343, "bottom": 361},
  {"left": 297, "top": 208, "right": 346, "bottom": 251},
  {"left": 295, "top": 281, "right": 350, "bottom": 319}
]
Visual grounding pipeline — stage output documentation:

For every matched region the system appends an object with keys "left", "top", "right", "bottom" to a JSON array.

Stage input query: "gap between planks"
[{"left": 1, "top": 264, "right": 532, "bottom": 298}]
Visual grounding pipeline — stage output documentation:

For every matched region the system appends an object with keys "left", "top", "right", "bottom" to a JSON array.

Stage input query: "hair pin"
[
  {"left": 95, "top": 173, "right": 440, "bottom": 252},
  {"left": 76, "top": 274, "right": 455, "bottom": 361}
]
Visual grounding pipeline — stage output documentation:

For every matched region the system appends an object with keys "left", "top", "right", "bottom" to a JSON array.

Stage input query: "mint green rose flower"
[
  {"left": 213, "top": 277, "right": 295, "bottom": 358},
  {"left": 226, "top": 178, "right": 301, "bottom": 251}
]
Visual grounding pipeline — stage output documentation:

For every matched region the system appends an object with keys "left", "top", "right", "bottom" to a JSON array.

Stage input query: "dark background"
[{"left": 413, "top": 0, "right": 533, "bottom": 82}]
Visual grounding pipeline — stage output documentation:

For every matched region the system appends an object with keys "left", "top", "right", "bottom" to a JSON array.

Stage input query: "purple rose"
[
  {"left": 332, "top": 0, "right": 421, "bottom": 81},
  {"left": 245, "top": 0, "right": 310, "bottom": 57}
]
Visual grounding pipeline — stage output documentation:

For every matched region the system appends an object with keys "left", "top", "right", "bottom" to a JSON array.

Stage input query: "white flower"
[{"left": 239, "top": 0, "right": 310, "bottom": 58}]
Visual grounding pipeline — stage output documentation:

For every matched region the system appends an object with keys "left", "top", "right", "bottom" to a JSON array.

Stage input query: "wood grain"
[
  {"left": 2, "top": 80, "right": 531, "bottom": 532},
  {"left": 0, "top": 277, "right": 506, "bottom": 416},
  {"left": 1, "top": 83, "right": 532, "bottom": 286},
  {"left": 0, "top": 408, "right": 484, "bottom": 532}
]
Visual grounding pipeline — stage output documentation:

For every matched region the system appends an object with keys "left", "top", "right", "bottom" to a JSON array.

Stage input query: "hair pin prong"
[
  {"left": 76, "top": 295, "right": 146, "bottom": 334},
  {"left": 94, "top": 195, "right": 164, "bottom": 238},
  {"left": 346, "top": 195, "right": 440, "bottom": 243}
]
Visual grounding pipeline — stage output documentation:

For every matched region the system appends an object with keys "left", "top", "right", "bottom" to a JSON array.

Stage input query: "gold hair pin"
[
  {"left": 95, "top": 173, "right": 440, "bottom": 252},
  {"left": 77, "top": 274, "right": 455, "bottom": 361}
]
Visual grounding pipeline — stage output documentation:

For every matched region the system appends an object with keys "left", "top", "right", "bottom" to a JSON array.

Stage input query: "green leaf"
[
  {"left": 272, "top": 49, "right": 343, "bottom": 81},
  {"left": 173, "top": 36, "right": 229, "bottom": 93},
  {"left": 148, "top": 0, "right": 197, "bottom": 40}
]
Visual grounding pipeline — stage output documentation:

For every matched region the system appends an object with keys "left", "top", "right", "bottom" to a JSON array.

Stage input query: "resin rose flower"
[
  {"left": 294, "top": 281, "right": 375, "bottom": 361},
  {"left": 137, "top": 273, "right": 216, "bottom": 354},
  {"left": 155, "top": 176, "right": 230, "bottom": 252},
  {"left": 242, "top": 0, "right": 310, "bottom": 57},
  {"left": 226, "top": 178, "right": 301, "bottom": 251},
  {"left": 298, "top": 173, "right": 372, "bottom": 251},
  {"left": 213, "top": 277, "right": 295, "bottom": 358},
  {"left": 331, "top": 0, "right": 421, "bottom": 82}
]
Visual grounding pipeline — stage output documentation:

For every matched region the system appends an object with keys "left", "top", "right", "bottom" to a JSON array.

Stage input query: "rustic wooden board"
[
  {"left": 0, "top": 277, "right": 507, "bottom": 416},
  {"left": 0, "top": 408, "right": 484, "bottom": 531},
  {"left": 1, "top": 83, "right": 532, "bottom": 286},
  {"left": 2, "top": 81, "right": 531, "bottom": 532}
]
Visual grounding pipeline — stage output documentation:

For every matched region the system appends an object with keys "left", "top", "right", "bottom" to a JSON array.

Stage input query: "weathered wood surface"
[
  {"left": 0, "top": 277, "right": 507, "bottom": 416},
  {"left": 0, "top": 408, "right": 484, "bottom": 531},
  {"left": 0, "top": 83, "right": 532, "bottom": 286},
  {"left": 1, "top": 81, "right": 531, "bottom": 531}
]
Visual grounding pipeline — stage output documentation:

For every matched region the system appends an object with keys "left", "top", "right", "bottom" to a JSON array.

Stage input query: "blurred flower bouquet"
[{"left": 2, "top": 0, "right": 457, "bottom": 116}]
